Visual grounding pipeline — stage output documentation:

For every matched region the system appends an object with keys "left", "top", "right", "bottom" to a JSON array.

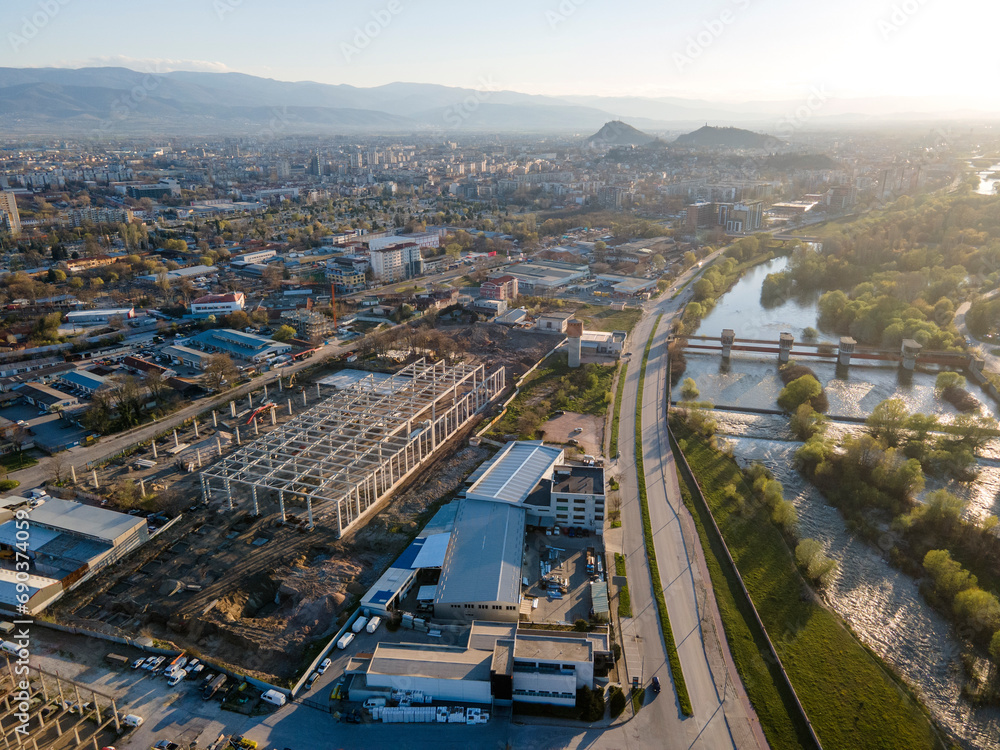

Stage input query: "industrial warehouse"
[{"left": 200, "top": 359, "right": 505, "bottom": 535}]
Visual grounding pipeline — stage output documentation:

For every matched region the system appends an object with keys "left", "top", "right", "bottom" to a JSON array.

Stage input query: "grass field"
[
  {"left": 672, "top": 424, "right": 945, "bottom": 750},
  {"left": 573, "top": 304, "right": 643, "bottom": 333},
  {"left": 609, "top": 362, "right": 627, "bottom": 457},
  {"left": 488, "top": 354, "right": 615, "bottom": 439},
  {"left": 0, "top": 452, "right": 38, "bottom": 472},
  {"left": 615, "top": 553, "right": 632, "bottom": 618}
]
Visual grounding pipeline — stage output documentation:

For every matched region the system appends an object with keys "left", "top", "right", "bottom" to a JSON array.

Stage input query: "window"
[{"left": 556, "top": 506, "right": 568, "bottom": 512}]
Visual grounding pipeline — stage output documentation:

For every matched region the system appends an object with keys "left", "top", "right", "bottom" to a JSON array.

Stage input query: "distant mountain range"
[{"left": 0, "top": 67, "right": 996, "bottom": 136}]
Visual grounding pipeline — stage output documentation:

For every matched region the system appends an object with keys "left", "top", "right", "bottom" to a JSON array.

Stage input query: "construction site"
[
  {"left": 43, "top": 343, "right": 534, "bottom": 683},
  {"left": 200, "top": 359, "right": 505, "bottom": 535}
]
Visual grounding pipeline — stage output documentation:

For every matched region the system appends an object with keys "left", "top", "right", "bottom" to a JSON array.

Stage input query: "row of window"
[
  {"left": 513, "top": 688, "right": 575, "bottom": 699},
  {"left": 449, "top": 603, "right": 515, "bottom": 611}
]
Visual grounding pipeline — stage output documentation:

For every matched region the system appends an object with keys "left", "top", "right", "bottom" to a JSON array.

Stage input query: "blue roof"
[{"left": 61, "top": 370, "right": 106, "bottom": 389}]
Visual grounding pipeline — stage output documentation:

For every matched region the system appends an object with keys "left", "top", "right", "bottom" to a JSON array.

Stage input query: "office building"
[{"left": 370, "top": 242, "right": 424, "bottom": 282}]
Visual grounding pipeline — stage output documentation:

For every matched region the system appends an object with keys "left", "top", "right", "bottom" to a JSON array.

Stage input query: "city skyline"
[{"left": 2, "top": 0, "right": 998, "bottom": 109}]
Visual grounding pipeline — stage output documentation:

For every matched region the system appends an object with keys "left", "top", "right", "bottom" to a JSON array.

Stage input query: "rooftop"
[
  {"left": 434, "top": 499, "right": 524, "bottom": 606},
  {"left": 27, "top": 498, "right": 146, "bottom": 543},
  {"left": 514, "top": 633, "right": 592, "bottom": 663},
  {"left": 192, "top": 292, "right": 244, "bottom": 305},
  {"left": 552, "top": 466, "right": 604, "bottom": 496},
  {"left": 466, "top": 441, "right": 563, "bottom": 505},
  {"left": 368, "top": 643, "right": 491, "bottom": 682}
]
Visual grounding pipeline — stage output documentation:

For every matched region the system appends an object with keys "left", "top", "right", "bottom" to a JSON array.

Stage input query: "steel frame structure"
[{"left": 200, "top": 359, "right": 504, "bottom": 537}]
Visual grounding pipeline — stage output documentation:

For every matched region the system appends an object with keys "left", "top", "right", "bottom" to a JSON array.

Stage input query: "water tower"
[{"left": 567, "top": 318, "right": 583, "bottom": 368}]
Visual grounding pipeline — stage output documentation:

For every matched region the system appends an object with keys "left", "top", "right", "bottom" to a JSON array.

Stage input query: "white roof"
[
  {"left": 27, "top": 498, "right": 145, "bottom": 543},
  {"left": 0, "top": 568, "right": 59, "bottom": 606},
  {"left": 466, "top": 441, "right": 563, "bottom": 505},
  {"left": 410, "top": 532, "right": 450, "bottom": 569}
]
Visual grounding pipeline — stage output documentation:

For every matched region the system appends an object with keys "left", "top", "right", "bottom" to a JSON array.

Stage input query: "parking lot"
[
  {"left": 0, "top": 402, "right": 89, "bottom": 453},
  {"left": 522, "top": 529, "right": 606, "bottom": 625}
]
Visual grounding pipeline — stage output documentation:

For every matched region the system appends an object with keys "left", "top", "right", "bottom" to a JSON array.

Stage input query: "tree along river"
[{"left": 681, "top": 255, "right": 1000, "bottom": 749}]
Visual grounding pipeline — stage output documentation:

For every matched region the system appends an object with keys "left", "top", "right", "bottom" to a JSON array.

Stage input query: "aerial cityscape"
[{"left": 0, "top": 1, "right": 999, "bottom": 749}]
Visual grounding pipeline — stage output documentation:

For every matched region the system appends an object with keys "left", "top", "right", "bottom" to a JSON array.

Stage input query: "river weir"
[{"left": 678, "top": 256, "right": 1000, "bottom": 748}]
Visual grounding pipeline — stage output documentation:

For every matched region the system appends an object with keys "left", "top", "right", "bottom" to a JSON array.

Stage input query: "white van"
[
  {"left": 336, "top": 632, "right": 355, "bottom": 650},
  {"left": 0, "top": 641, "right": 19, "bottom": 655},
  {"left": 366, "top": 616, "right": 382, "bottom": 634},
  {"left": 167, "top": 669, "right": 187, "bottom": 687},
  {"left": 364, "top": 697, "right": 386, "bottom": 710},
  {"left": 122, "top": 713, "right": 144, "bottom": 727},
  {"left": 261, "top": 689, "right": 287, "bottom": 707}
]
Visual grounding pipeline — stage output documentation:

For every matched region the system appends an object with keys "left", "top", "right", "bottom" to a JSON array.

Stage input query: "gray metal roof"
[
  {"left": 27, "top": 499, "right": 146, "bottom": 543},
  {"left": 434, "top": 499, "right": 524, "bottom": 606},
  {"left": 466, "top": 441, "right": 563, "bottom": 506}
]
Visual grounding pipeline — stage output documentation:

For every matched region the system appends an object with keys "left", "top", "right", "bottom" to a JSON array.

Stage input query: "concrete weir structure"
[
  {"left": 200, "top": 359, "right": 504, "bottom": 537},
  {"left": 901, "top": 339, "right": 923, "bottom": 371},
  {"left": 778, "top": 332, "right": 794, "bottom": 363},
  {"left": 838, "top": 337, "right": 856, "bottom": 366}
]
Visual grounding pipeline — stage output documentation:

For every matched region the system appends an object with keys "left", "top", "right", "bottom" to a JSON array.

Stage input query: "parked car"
[
  {"left": 153, "top": 742, "right": 180, "bottom": 750},
  {"left": 652, "top": 676, "right": 661, "bottom": 693},
  {"left": 317, "top": 658, "right": 332, "bottom": 675},
  {"left": 305, "top": 672, "right": 319, "bottom": 690}
]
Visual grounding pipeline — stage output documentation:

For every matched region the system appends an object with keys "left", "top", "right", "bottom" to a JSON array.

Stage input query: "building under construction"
[{"left": 200, "top": 359, "right": 505, "bottom": 537}]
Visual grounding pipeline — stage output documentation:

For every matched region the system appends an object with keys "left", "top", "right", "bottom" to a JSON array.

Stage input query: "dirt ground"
[
  {"left": 439, "top": 322, "right": 555, "bottom": 379},
  {"left": 540, "top": 412, "right": 606, "bottom": 458},
  {"left": 51, "top": 439, "right": 490, "bottom": 684}
]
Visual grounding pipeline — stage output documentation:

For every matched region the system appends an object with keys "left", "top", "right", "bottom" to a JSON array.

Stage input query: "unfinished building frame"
[{"left": 200, "top": 359, "right": 505, "bottom": 536}]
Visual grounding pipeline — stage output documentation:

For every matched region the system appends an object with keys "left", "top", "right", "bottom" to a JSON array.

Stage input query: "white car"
[
  {"left": 317, "top": 658, "right": 332, "bottom": 675},
  {"left": 167, "top": 669, "right": 187, "bottom": 687}
]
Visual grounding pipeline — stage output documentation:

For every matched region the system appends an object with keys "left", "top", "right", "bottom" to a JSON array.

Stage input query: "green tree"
[
  {"left": 680, "top": 377, "right": 699, "bottom": 400},
  {"left": 935, "top": 371, "right": 966, "bottom": 392},
  {"left": 954, "top": 588, "right": 1000, "bottom": 634},
  {"left": 777, "top": 374, "right": 822, "bottom": 413},
  {"left": 272, "top": 324, "right": 297, "bottom": 342},
  {"left": 866, "top": 398, "right": 910, "bottom": 447},
  {"left": 923, "top": 549, "right": 977, "bottom": 601}
]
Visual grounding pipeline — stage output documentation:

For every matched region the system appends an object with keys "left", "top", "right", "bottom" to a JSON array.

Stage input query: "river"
[
  {"left": 971, "top": 159, "right": 1000, "bottom": 196},
  {"left": 680, "top": 255, "right": 1000, "bottom": 749}
]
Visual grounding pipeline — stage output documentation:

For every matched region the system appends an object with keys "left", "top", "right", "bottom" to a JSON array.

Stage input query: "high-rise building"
[
  {"left": 0, "top": 191, "right": 21, "bottom": 237},
  {"left": 685, "top": 201, "right": 716, "bottom": 230},
  {"left": 369, "top": 242, "right": 424, "bottom": 282}
]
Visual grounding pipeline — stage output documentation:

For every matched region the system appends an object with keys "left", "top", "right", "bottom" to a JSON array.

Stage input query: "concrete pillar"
[
  {"left": 193, "top": 419, "right": 199, "bottom": 438},
  {"left": 70, "top": 466, "right": 76, "bottom": 484},
  {"left": 287, "top": 399, "right": 293, "bottom": 416},
  {"left": 307, "top": 498, "right": 314, "bottom": 529},
  {"left": 216, "top": 436, "right": 222, "bottom": 456},
  {"left": 302, "top": 391, "right": 307, "bottom": 407},
  {"left": 139, "top": 478, "right": 145, "bottom": 497},
  {"left": 270, "top": 408, "right": 276, "bottom": 426},
  {"left": 230, "top": 401, "right": 236, "bottom": 418},
  {"left": 316, "top": 383, "right": 321, "bottom": 399},
  {"left": 778, "top": 332, "right": 794, "bottom": 364},
  {"left": 838, "top": 337, "right": 856, "bottom": 367},
  {"left": 251, "top": 485, "right": 259, "bottom": 515},
  {"left": 567, "top": 319, "right": 583, "bottom": 368},
  {"left": 173, "top": 429, "right": 179, "bottom": 448},
  {"left": 235, "top": 425, "right": 241, "bottom": 445},
  {"left": 196, "top": 450, "right": 202, "bottom": 468},
  {"left": 212, "top": 410, "right": 218, "bottom": 427},
  {"left": 152, "top": 441, "right": 158, "bottom": 459},
  {"left": 201, "top": 476, "right": 209, "bottom": 504},
  {"left": 91, "top": 470, "right": 99, "bottom": 489},
  {"left": 279, "top": 377, "right": 283, "bottom": 391},
  {"left": 721, "top": 329, "right": 735, "bottom": 359},
  {"left": 263, "top": 383, "right": 268, "bottom": 399},
  {"left": 253, "top": 420, "right": 259, "bottom": 436},
  {"left": 224, "top": 476, "right": 233, "bottom": 510},
  {"left": 278, "top": 490, "right": 286, "bottom": 522},
  {"left": 248, "top": 392, "right": 253, "bottom": 409},
  {"left": 901, "top": 338, "right": 922, "bottom": 371}
]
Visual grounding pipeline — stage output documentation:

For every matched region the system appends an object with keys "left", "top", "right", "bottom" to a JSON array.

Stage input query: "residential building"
[
  {"left": 369, "top": 232, "right": 440, "bottom": 252},
  {"left": 685, "top": 201, "right": 716, "bottom": 230},
  {"left": 190, "top": 292, "right": 246, "bottom": 316},
  {"left": 535, "top": 312, "right": 574, "bottom": 333},
  {"left": 370, "top": 242, "right": 424, "bottom": 282},
  {"left": 716, "top": 200, "right": 763, "bottom": 233},
  {"left": 230, "top": 248, "right": 277, "bottom": 265},
  {"left": 281, "top": 309, "right": 336, "bottom": 341},
  {"left": 480, "top": 275, "right": 518, "bottom": 301},
  {"left": 0, "top": 191, "right": 22, "bottom": 236},
  {"left": 326, "top": 257, "right": 368, "bottom": 293}
]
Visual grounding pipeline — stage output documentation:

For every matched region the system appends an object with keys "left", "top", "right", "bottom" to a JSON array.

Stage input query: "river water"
[
  {"left": 972, "top": 159, "right": 1000, "bottom": 196},
  {"left": 681, "top": 256, "right": 1000, "bottom": 749}
]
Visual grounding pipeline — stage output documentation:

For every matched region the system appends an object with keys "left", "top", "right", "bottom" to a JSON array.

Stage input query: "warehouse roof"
[
  {"left": 60, "top": 370, "right": 107, "bottom": 390},
  {"left": 434, "top": 499, "right": 524, "bottom": 607},
  {"left": 27, "top": 498, "right": 145, "bottom": 544},
  {"left": 466, "top": 441, "right": 563, "bottom": 505},
  {"left": 368, "top": 643, "right": 491, "bottom": 681}
]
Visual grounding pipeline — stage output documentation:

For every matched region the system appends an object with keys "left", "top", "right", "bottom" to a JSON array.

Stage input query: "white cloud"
[{"left": 51, "top": 56, "right": 233, "bottom": 74}]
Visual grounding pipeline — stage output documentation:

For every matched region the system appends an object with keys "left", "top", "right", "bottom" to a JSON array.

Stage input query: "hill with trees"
[{"left": 673, "top": 125, "right": 780, "bottom": 149}]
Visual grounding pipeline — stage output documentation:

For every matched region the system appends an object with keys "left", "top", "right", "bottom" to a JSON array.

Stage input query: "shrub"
[
  {"left": 777, "top": 374, "right": 822, "bottom": 413},
  {"left": 608, "top": 685, "right": 627, "bottom": 718},
  {"left": 0, "top": 480, "right": 19, "bottom": 491},
  {"left": 680, "top": 377, "right": 700, "bottom": 400}
]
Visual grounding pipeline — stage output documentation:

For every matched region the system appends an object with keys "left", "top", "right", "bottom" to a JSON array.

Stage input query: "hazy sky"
[{"left": 2, "top": 0, "right": 997, "bottom": 105}]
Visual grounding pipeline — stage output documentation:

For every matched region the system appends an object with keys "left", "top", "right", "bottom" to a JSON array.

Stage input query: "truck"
[
  {"left": 104, "top": 653, "right": 130, "bottom": 669},
  {"left": 352, "top": 616, "right": 368, "bottom": 634},
  {"left": 366, "top": 616, "right": 382, "bottom": 634},
  {"left": 202, "top": 673, "right": 227, "bottom": 700},
  {"left": 586, "top": 547, "right": 596, "bottom": 574},
  {"left": 337, "top": 632, "right": 355, "bottom": 650}
]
